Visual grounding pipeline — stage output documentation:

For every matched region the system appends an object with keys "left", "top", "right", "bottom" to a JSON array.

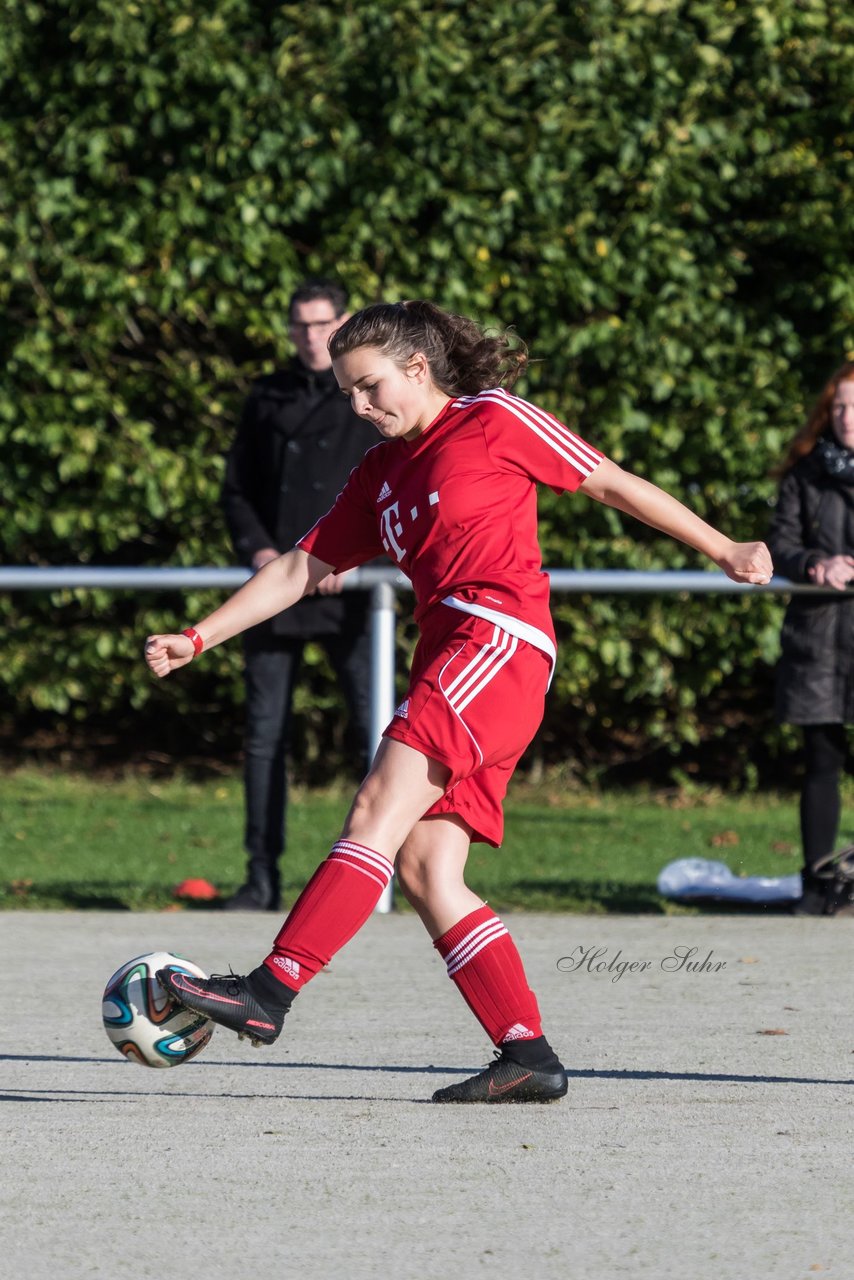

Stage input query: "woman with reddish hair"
[{"left": 769, "top": 361, "right": 854, "bottom": 916}]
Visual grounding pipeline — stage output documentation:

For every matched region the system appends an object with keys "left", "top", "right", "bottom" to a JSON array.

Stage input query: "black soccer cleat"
[
  {"left": 156, "top": 967, "right": 286, "bottom": 1046},
  {"left": 432, "top": 1050, "right": 569, "bottom": 1104}
]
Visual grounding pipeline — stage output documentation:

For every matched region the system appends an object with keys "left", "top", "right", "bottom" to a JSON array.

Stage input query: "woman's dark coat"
[{"left": 767, "top": 448, "right": 854, "bottom": 724}]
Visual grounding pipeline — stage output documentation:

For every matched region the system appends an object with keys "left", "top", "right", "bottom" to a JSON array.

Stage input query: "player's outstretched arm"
[
  {"left": 144, "top": 548, "right": 334, "bottom": 678},
  {"left": 579, "top": 459, "right": 772, "bottom": 585}
]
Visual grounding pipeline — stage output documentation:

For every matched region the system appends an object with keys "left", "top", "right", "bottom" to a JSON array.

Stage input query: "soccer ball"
[{"left": 102, "top": 951, "right": 215, "bottom": 1068}]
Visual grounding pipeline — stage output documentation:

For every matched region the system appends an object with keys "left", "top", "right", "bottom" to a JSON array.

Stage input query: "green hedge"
[{"left": 1, "top": 0, "right": 853, "bottom": 780}]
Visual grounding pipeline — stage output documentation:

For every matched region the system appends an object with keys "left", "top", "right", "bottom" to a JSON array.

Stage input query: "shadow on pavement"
[{"left": 3, "top": 1053, "right": 851, "bottom": 1087}]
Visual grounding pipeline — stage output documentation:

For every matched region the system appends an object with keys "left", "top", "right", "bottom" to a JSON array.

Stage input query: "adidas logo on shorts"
[{"left": 393, "top": 698, "right": 410, "bottom": 719}]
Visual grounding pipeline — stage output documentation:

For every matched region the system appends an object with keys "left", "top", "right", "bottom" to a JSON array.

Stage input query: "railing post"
[{"left": 370, "top": 580, "right": 397, "bottom": 913}]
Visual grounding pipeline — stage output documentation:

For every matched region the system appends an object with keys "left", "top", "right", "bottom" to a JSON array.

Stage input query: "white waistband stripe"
[{"left": 441, "top": 597, "right": 556, "bottom": 690}]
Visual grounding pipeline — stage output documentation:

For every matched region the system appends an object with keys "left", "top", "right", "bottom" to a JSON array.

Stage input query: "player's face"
[
  {"left": 333, "top": 346, "right": 437, "bottom": 441},
  {"left": 831, "top": 380, "right": 854, "bottom": 450},
  {"left": 289, "top": 299, "right": 349, "bottom": 372}
]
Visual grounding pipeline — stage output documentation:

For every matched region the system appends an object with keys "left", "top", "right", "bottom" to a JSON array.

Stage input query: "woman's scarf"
[{"left": 815, "top": 435, "right": 854, "bottom": 484}]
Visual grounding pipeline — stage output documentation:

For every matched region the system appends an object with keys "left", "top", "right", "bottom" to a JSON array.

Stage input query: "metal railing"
[
  {"left": 1, "top": 565, "right": 843, "bottom": 912},
  {"left": 0, "top": 565, "right": 834, "bottom": 593}
]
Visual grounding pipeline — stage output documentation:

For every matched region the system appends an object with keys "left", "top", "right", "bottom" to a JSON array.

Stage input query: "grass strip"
[{"left": 0, "top": 766, "right": 817, "bottom": 913}]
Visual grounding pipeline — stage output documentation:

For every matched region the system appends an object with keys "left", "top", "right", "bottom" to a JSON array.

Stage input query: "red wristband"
[{"left": 181, "top": 627, "right": 204, "bottom": 657}]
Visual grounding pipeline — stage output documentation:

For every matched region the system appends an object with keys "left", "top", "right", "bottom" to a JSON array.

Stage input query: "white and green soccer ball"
[{"left": 102, "top": 951, "right": 215, "bottom": 1068}]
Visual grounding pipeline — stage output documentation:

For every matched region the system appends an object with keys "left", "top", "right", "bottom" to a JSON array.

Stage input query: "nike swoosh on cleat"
[
  {"left": 488, "top": 1072, "right": 533, "bottom": 1097},
  {"left": 171, "top": 975, "right": 243, "bottom": 1007}
]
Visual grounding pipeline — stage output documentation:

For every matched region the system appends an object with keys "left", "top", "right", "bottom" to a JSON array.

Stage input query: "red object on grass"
[{"left": 174, "top": 878, "right": 219, "bottom": 901}]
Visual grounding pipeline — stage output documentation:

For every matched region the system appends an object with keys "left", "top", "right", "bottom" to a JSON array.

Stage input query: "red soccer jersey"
[{"left": 297, "top": 386, "right": 603, "bottom": 649}]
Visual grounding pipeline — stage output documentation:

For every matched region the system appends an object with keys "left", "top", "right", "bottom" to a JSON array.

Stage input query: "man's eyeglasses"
[{"left": 289, "top": 318, "right": 340, "bottom": 335}]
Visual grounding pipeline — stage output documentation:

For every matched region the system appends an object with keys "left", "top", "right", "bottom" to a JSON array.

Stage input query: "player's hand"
[
  {"left": 716, "top": 540, "right": 773, "bottom": 584},
  {"left": 808, "top": 554, "right": 854, "bottom": 591},
  {"left": 315, "top": 568, "right": 352, "bottom": 596},
  {"left": 251, "top": 548, "right": 280, "bottom": 572},
  {"left": 144, "top": 633, "right": 195, "bottom": 678}
]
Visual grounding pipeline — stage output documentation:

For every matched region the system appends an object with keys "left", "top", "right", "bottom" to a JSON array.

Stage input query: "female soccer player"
[{"left": 146, "top": 300, "right": 772, "bottom": 1103}]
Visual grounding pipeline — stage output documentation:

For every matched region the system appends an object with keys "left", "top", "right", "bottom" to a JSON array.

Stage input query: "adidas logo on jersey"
[
  {"left": 393, "top": 698, "right": 410, "bottom": 719},
  {"left": 377, "top": 481, "right": 392, "bottom": 502}
]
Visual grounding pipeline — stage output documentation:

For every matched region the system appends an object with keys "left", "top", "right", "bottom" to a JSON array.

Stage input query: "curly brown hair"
[
  {"left": 775, "top": 359, "right": 854, "bottom": 476},
  {"left": 328, "top": 300, "right": 527, "bottom": 396}
]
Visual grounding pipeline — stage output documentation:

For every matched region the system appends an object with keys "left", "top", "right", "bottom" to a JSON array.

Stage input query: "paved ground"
[{"left": 1, "top": 910, "right": 852, "bottom": 1278}]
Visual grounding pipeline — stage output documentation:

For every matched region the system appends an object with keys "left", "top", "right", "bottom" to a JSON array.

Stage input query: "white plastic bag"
[{"left": 657, "top": 857, "right": 801, "bottom": 904}]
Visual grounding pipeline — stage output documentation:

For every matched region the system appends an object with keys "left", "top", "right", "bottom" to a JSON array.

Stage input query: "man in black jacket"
[{"left": 221, "top": 278, "right": 380, "bottom": 910}]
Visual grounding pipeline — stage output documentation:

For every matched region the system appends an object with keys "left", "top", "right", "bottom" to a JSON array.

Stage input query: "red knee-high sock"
[
  {"left": 434, "top": 905, "right": 543, "bottom": 1046},
  {"left": 262, "top": 840, "right": 393, "bottom": 992}
]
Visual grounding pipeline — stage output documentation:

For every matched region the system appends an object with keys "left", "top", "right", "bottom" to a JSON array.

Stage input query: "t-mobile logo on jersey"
[
  {"left": 379, "top": 501, "right": 406, "bottom": 562},
  {"left": 379, "top": 489, "right": 440, "bottom": 563}
]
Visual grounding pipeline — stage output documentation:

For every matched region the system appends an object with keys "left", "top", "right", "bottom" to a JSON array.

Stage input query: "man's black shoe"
[
  {"left": 792, "top": 869, "right": 835, "bottom": 916},
  {"left": 156, "top": 967, "right": 288, "bottom": 1045},
  {"left": 432, "top": 1050, "right": 568, "bottom": 1104},
  {"left": 222, "top": 881, "right": 280, "bottom": 912}
]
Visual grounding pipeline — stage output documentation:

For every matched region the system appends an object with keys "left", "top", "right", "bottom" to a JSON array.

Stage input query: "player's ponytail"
[{"left": 329, "top": 300, "right": 527, "bottom": 395}]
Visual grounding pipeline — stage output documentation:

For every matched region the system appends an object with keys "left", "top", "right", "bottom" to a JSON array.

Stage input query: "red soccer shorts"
[{"left": 383, "top": 607, "right": 551, "bottom": 845}]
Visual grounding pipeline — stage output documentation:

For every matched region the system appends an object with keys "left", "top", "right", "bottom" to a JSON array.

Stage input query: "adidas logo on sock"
[
  {"left": 377, "top": 481, "right": 392, "bottom": 502},
  {"left": 272, "top": 956, "right": 300, "bottom": 981},
  {"left": 502, "top": 1023, "right": 535, "bottom": 1041},
  {"left": 393, "top": 698, "right": 410, "bottom": 719}
]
